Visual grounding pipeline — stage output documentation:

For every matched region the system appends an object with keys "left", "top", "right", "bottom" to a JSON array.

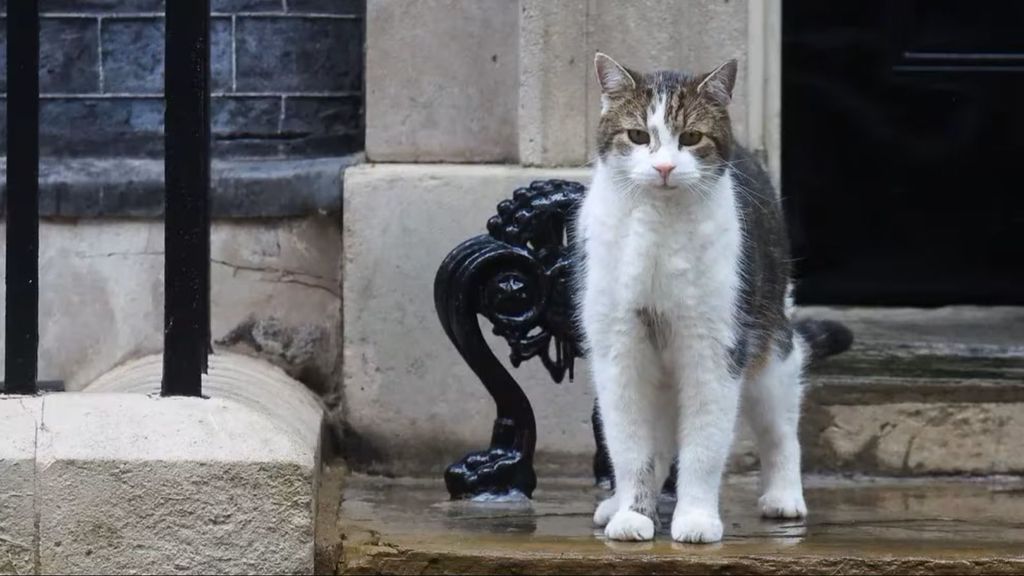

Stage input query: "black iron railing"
[
  {"left": 163, "top": 0, "right": 212, "bottom": 397},
  {"left": 1, "top": 0, "right": 212, "bottom": 397},
  {"left": 3, "top": 0, "right": 40, "bottom": 395}
]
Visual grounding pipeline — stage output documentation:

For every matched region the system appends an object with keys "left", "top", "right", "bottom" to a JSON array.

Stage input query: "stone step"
[
  {"left": 335, "top": 474, "right": 1024, "bottom": 575},
  {"left": 793, "top": 306, "right": 1024, "bottom": 477}
]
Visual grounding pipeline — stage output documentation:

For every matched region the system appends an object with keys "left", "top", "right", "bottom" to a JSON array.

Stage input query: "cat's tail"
[{"left": 793, "top": 318, "right": 854, "bottom": 362}]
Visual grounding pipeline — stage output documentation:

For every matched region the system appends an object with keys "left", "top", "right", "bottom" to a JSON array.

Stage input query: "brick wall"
[{"left": 0, "top": 0, "right": 364, "bottom": 158}]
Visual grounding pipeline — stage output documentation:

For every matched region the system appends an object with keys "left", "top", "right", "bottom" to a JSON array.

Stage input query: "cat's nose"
[{"left": 653, "top": 163, "right": 675, "bottom": 181}]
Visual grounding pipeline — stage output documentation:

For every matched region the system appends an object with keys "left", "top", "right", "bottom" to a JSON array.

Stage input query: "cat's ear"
[
  {"left": 594, "top": 52, "right": 636, "bottom": 96},
  {"left": 697, "top": 59, "right": 738, "bottom": 103}
]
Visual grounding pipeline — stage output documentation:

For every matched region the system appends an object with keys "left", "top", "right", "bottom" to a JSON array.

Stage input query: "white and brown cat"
[{"left": 576, "top": 53, "right": 852, "bottom": 543}]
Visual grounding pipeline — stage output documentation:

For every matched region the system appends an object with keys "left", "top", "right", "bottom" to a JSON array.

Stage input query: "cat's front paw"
[
  {"left": 604, "top": 510, "right": 655, "bottom": 541},
  {"left": 759, "top": 490, "right": 807, "bottom": 519},
  {"left": 593, "top": 494, "right": 619, "bottom": 527},
  {"left": 670, "top": 509, "right": 723, "bottom": 544}
]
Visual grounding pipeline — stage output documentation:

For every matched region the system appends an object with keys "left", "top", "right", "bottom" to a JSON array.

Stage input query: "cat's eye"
[
  {"left": 679, "top": 131, "right": 704, "bottom": 147},
  {"left": 626, "top": 129, "right": 650, "bottom": 145}
]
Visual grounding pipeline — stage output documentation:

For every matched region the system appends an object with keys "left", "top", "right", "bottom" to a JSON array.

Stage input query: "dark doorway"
[{"left": 782, "top": 0, "right": 1024, "bottom": 306}]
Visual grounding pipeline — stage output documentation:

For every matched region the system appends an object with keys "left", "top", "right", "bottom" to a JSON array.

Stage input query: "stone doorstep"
[
  {"left": 336, "top": 474, "right": 1024, "bottom": 575},
  {"left": 0, "top": 352, "right": 325, "bottom": 575}
]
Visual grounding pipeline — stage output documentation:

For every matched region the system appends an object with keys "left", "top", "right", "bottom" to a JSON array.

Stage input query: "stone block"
[
  {"left": 212, "top": 96, "right": 281, "bottom": 136},
  {"left": 100, "top": 17, "right": 231, "bottom": 94},
  {"left": 518, "top": 0, "right": 588, "bottom": 167},
  {"left": 213, "top": 0, "right": 281, "bottom": 12},
  {"left": 101, "top": 17, "right": 163, "bottom": 93},
  {"left": 365, "top": 0, "right": 518, "bottom": 162},
  {"left": 211, "top": 17, "right": 234, "bottom": 93},
  {"left": 0, "top": 397, "right": 42, "bottom": 576},
  {"left": 40, "top": 18, "right": 100, "bottom": 93},
  {"left": 288, "top": 0, "right": 363, "bottom": 14},
  {"left": 0, "top": 18, "right": 101, "bottom": 94},
  {"left": 39, "top": 98, "right": 164, "bottom": 156},
  {"left": 235, "top": 17, "right": 361, "bottom": 92},
  {"left": 40, "top": 0, "right": 165, "bottom": 13},
  {"left": 281, "top": 133, "right": 362, "bottom": 157},
  {"left": 36, "top": 359, "right": 322, "bottom": 574},
  {"left": 811, "top": 402, "right": 1024, "bottom": 475},
  {"left": 283, "top": 96, "right": 362, "bottom": 136}
]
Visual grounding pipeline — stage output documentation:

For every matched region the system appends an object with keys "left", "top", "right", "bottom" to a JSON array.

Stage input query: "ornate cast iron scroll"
[{"left": 435, "top": 180, "right": 591, "bottom": 499}]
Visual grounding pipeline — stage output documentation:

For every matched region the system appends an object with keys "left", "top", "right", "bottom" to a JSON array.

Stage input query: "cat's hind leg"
[{"left": 743, "top": 340, "right": 808, "bottom": 519}]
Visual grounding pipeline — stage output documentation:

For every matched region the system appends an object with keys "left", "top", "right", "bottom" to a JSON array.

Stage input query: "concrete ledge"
[
  {"left": 0, "top": 397, "right": 41, "bottom": 576},
  {"left": 0, "top": 155, "right": 360, "bottom": 219},
  {"left": 0, "top": 352, "right": 324, "bottom": 575}
]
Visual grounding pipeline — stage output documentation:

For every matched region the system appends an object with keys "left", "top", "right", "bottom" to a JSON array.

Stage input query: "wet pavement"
[{"left": 337, "top": 474, "right": 1024, "bottom": 574}]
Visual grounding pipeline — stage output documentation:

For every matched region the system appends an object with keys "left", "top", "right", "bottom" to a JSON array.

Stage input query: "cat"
[{"left": 576, "top": 53, "right": 852, "bottom": 543}]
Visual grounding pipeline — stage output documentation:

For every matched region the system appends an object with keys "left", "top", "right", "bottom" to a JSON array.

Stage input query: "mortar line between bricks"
[
  {"left": 97, "top": 17, "right": 105, "bottom": 93},
  {"left": 231, "top": 15, "right": 238, "bottom": 93}
]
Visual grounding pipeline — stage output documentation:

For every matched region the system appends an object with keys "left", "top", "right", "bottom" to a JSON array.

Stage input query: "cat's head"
[{"left": 594, "top": 53, "right": 737, "bottom": 193}]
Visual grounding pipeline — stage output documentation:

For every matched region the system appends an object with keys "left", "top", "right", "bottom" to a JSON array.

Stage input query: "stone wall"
[
  {"left": 0, "top": 0, "right": 364, "bottom": 157},
  {"left": 366, "top": 0, "right": 769, "bottom": 168}
]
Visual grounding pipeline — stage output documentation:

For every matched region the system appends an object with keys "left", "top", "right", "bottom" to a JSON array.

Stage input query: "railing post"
[
  {"left": 3, "top": 0, "right": 41, "bottom": 395},
  {"left": 162, "top": 0, "right": 211, "bottom": 397}
]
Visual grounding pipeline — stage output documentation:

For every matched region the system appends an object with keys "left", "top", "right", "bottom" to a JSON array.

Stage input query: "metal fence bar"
[
  {"left": 3, "top": 1, "right": 40, "bottom": 395},
  {"left": 162, "top": 0, "right": 211, "bottom": 397}
]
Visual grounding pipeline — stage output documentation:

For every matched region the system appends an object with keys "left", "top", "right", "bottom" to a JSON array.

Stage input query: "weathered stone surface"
[
  {"left": 211, "top": 17, "right": 233, "bottom": 93},
  {"left": 40, "top": 18, "right": 100, "bottom": 93},
  {"left": 283, "top": 96, "right": 362, "bottom": 136},
  {"left": 811, "top": 402, "right": 1024, "bottom": 475},
  {"left": 38, "top": 97, "right": 165, "bottom": 156},
  {"left": 36, "top": 360, "right": 322, "bottom": 575},
  {"left": 0, "top": 397, "right": 42, "bottom": 576},
  {"left": 338, "top": 474, "right": 1024, "bottom": 575},
  {"left": 236, "top": 17, "right": 361, "bottom": 92},
  {"left": 0, "top": 216, "right": 341, "bottom": 411},
  {"left": 0, "top": 357, "right": 324, "bottom": 575},
  {"left": 100, "top": 18, "right": 163, "bottom": 93},
  {"left": 39, "top": 0, "right": 165, "bottom": 13},
  {"left": 213, "top": 0, "right": 281, "bottom": 12},
  {"left": 518, "top": 0, "right": 588, "bottom": 167},
  {"left": 0, "top": 156, "right": 353, "bottom": 218},
  {"left": 212, "top": 96, "right": 281, "bottom": 136},
  {"left": 288, "top": 0, "right": 363, "bottom": 14},
  {"left": 365, "top": 0, "right": 519, "bottom": 162}
]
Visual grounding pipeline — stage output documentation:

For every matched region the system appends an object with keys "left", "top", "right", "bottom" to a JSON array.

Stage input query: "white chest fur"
[{"left": 578, "top": 164, "right": 742, "bottom": 349}]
